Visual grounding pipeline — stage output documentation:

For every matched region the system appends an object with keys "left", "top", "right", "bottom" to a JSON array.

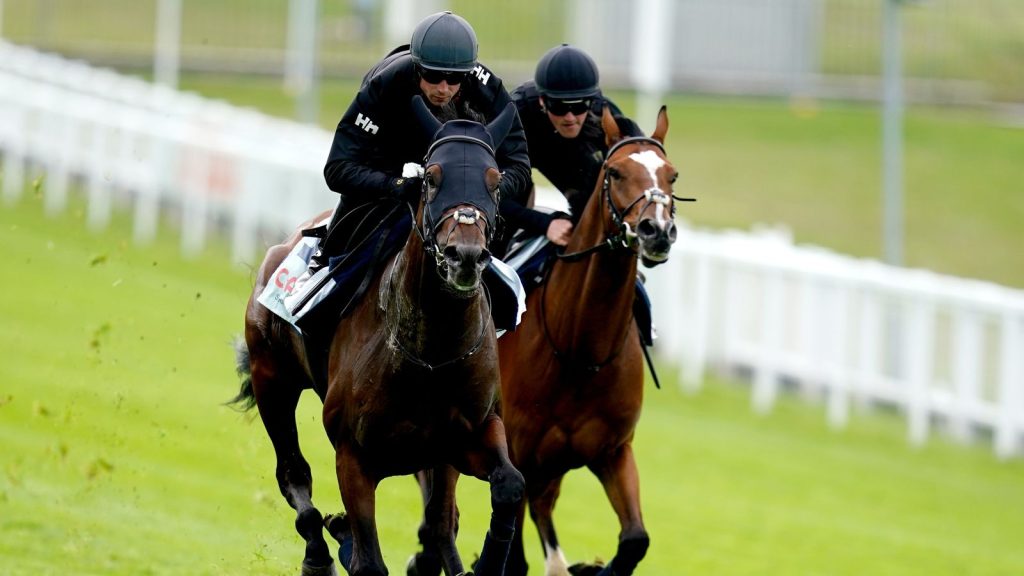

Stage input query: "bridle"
[
  {"left": 384, "top": 134, "right": 497, "bottom": 370},
  {"left": 556, "top": 136, "right": 694, "bottom": 262},
  {"left": 541, "top": 135, "right": 694, "bottom": 372},
  {"left": 408, "top": 134, "right": 498, "bottom": 278}
]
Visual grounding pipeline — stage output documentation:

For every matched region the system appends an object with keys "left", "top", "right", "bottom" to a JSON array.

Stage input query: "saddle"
[{"left": 292, "top": 203, "right": 410, "bottom": 338}]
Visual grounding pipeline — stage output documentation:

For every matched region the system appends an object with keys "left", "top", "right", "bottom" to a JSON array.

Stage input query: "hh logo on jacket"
[{"left": 355, "top": 113, "right": 379, "bottom": 134}]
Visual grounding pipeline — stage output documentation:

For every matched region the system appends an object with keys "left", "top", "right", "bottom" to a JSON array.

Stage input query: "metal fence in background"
[{"left": 1, "top": 0, "right": 1022, "bottom": 107}]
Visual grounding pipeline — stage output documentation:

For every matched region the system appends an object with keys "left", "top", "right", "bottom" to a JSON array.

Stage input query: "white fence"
[
  {"left": 2, "top": 42, "right": 1022, "bottom": 459},
  {"left": 0, "top": 40, "right": 336, "bottom": 264},
  {"left": 645, "top": 225, "right": 1024, "bottom": 459}
]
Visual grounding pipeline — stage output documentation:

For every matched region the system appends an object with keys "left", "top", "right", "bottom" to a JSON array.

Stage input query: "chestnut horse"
[
  {"left": 232, "top": 98, "right": 524, "bottom": 576},
  {"left": 499, "top": 106, "right": 679, "bottom": 576}
]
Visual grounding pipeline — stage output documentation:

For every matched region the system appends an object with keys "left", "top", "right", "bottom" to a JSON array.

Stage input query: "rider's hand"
[
  {"left": 391, "top": 177, "right": 423, "bottom": 203},
  {"left": 546, "top": 218, "right": 573, "bottom": 247}
]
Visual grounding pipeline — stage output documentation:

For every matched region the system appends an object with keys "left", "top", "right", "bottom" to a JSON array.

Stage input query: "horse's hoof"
[
  {"left": 568, "top": 562, "right": 606, "bottom": 576},
  {"left": 301, "top": 559, "right": 339, "bottom": 576},
  {"left": 324, "top": 512, "right": 351, "bottom": 542}
]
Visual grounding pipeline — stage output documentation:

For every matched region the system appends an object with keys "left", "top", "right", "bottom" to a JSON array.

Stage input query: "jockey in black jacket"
[
  {"left": 510, "top": 44, "right": 658, "bottom": 347},
  {"left": 510, "top": 43, "right": 643, "bottom": 247},
  {"left": 312, "top": 11, "right": 531, "bottom": 272}
]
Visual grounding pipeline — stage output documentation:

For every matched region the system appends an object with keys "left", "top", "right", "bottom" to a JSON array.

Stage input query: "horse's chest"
[{"left": 349, "top": 385, "right": 489, "bottom": 463}]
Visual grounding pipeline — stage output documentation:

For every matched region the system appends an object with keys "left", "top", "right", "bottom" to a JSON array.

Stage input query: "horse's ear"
[
  {"left": 651, "top": 105, "right": 669, "bottom": 144},
  {"left": 411, "top": 95, "right": 443, "bottom": 138},
  {"left": 602, "top": 104, "right": 622, "bottom": 149},
  {"left": 486, "top": 102, "right": 517, "bottom": 149}
]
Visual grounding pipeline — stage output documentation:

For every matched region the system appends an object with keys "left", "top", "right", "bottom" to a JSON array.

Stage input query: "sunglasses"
[
  {"left": 544, "top": 98, "right": 592, "bottom": 116},
  {"left": 418, "top": 67, "right": 469, "bottom": 85}
]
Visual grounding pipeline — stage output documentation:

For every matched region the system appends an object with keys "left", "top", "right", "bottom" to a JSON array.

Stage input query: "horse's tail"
[{"left": 226, "top": 336, "right": 256, "bottom": 412}]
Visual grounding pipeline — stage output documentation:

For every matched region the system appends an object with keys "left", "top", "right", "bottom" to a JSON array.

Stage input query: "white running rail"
[
  {"left": 645, "top": 224, "right": 1024, "bottom": 459},
  {"left": 0, "top": 40, "right": 335, "bottom": 264}
]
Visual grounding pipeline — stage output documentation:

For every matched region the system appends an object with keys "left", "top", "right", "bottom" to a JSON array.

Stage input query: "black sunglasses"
[
  {"left": 544, "top": 98, "right": 592, "bottom": 116},
  {"left": 418, "top": 67, "right": 469, "bottom": 85}
]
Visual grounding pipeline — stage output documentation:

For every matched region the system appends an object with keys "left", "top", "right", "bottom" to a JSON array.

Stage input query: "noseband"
[
  {"left": 411, "top": 134, "right": 498, "bottom": 276},
  {"left": 557, "top": 136, "right": 694, "bottom": 262}
]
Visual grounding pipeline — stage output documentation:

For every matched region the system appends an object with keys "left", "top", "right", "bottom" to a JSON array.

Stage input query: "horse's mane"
[{"left": 435, "top": 98, "right": 486, "bottom": 124}]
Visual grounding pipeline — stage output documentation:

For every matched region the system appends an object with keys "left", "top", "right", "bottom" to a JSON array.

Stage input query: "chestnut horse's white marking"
[
  {"left": 544, "top": 542, "right": 571, "bottom": 576},
  {"left": 628, "top": 150, "right": 671, "bottom": 225}
]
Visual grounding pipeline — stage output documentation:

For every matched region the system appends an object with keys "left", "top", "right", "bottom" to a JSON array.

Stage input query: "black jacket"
[
  {"left": 324, "top": 46, "right": 532, "bottom": 240},
  {"left": 511, "top": 81, "right": 642, "bottom": 221}
]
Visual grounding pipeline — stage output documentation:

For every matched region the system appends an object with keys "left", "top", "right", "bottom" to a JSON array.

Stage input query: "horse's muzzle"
[
  {"left": 443, "top": 244, "right": 491, "bottom": 293},
  {"left": 636, "top": 218, "right": 677, "bottom": 267}
]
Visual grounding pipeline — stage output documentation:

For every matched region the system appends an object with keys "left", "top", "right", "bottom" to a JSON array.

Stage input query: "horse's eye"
[
  {"left": 668, "top": 173, "right": 678, "bottom": 185},
  {"left": 608, "top": 168, "right": 621, "bottom": 180},
  {"left": 424, "top": 178, "right": 439, "bottom": 203}
]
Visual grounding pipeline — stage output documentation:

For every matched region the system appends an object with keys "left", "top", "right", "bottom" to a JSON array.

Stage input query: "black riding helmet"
[
  {"left": 534, "top": 44, "right": 600, "bottom": 100},
  {"left": 410, "top": 11, "right": 478, "bottom": 72}
]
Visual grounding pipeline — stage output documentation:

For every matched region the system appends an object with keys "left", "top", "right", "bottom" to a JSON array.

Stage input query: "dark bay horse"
[
  {"left": 499, "top": 106, "right": 679, "bottom": 576},
  {"left": 232, "top": 98, "right": 524, "bottom": 576}
]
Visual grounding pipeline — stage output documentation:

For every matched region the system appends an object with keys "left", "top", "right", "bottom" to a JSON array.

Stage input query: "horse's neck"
[{"left": 548, "top": 195, "right": 637, "bottom": 337}]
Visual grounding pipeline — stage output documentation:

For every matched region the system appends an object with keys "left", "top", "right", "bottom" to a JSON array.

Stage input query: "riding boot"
[{"left": 307, "top": 204, "right": 348, "bottom": 276}]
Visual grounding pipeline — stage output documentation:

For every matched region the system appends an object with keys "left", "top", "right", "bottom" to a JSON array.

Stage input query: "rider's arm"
[
  {"left": 323, "top": 75, "right": 406, "bottom": 202},
  {"left": 490, "top": 82, "right": 554, "bottom": 237}
]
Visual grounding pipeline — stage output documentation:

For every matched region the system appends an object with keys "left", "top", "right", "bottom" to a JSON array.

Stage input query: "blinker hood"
[{"left": 411, "top": 97, "right": 518, "bottom": 232}]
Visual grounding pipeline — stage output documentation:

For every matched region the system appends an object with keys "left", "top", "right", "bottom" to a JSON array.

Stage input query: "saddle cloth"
[{"left": 257, "top": 214, "right": 525, "bottom": 335}]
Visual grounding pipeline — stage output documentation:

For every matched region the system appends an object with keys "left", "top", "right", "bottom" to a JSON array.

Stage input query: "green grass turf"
[{"left": 1, "top": 190, "right": 1023, "bottom": 575}]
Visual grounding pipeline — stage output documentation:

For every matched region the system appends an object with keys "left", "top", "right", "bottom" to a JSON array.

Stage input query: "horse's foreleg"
[
  {"left": 407, "top": 470, "right": 443, "bottom": 576},
  {"left": 587, "top": 443, "right": 649, "bottom": 576},
  {"left": 251, "top": 360, "right": 335, "bottom": 575},
  {"left": 426, "top": 466, "right": 466, "bottom": 576},
  {"left": 463, "top": 414, "right": 525, "bottom": 576},
  {"left": 407, "top": 467, "right": 463, "bottom": 576},
  {"left": 527, "top": 475, "right": 571, "bottom": 576},
  {"left": 502, "top": 494, "right": 529, "bottom": 576},
  {"left": 335, "top": 449, "right": 387, "bottom": 576}
]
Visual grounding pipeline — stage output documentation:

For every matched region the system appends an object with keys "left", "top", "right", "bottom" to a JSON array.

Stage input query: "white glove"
[{"left": 402, "top": 163, "right": 424, "bottom": 178}]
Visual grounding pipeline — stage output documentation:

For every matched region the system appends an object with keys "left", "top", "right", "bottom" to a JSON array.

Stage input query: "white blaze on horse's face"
[{"left": 628, "top": 149, "right": 671, "bottom": 227}]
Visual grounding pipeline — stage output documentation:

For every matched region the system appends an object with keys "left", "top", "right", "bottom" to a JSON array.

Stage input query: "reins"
[
  {"left": 379, "top": 250, "right": 490, "bottom": 372},
  {"left": 555, "top": 136, "right": 694, "bottom": 262},
  {"left": 537, "top": 261, "right": 633, "bottom": 373},
  {"left": 540, "top": 135, "right": 693, "bottom": 378}
]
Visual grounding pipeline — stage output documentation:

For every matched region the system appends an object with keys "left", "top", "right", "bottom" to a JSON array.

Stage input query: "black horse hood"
[{"left": 412, "top": 97, "right": 517, "bottom": 229}]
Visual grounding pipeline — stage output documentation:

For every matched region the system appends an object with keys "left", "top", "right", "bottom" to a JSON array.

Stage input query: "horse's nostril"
[
  {"left": 443, "top": 245, "right": 460, "bottom": 262},
  {"left": 667, "top": 221, "right": 678, "bottom": 243},
  {"left": 637, "top": 219, "right": 658, "bottom": 239},
  {"left": 444, "top": 244, "right": 488, "bottom": 268}
]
